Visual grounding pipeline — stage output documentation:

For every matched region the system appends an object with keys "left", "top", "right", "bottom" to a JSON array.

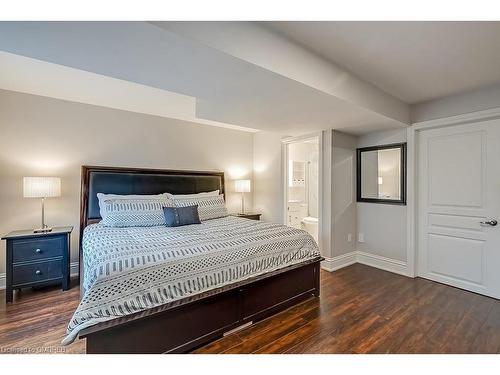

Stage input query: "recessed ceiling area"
[{"left": 263, "top": 21, "right": 500, "bottom": 104}]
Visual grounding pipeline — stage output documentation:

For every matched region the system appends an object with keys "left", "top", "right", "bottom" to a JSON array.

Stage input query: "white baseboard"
[
  {"left": 0, "top": 262, "right": 79, "bottom": 290},
  {"left": 356, "top": 251, "right": 409, "bottom": 276},
  {"left": 321, "top": 250, "right": 410, "bottom": 277},
  {"left": 70, "top": 262, "right": 79, "bottom": 277},
  {"left": 321, "top": 252, "right": 357, "bottom": 272}
]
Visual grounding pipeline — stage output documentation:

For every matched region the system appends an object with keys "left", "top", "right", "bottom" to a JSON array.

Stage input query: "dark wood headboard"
[{"left": 79, "top": 165, "right": 225, "bottom": 283}]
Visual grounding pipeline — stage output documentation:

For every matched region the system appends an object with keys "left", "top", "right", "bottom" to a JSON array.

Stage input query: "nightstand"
[
  {"left": 232, "top": 213, "right": 262, "bottom": 221},
  {"left": 1, "top": 226, "right": 73, "bottom": 303}
]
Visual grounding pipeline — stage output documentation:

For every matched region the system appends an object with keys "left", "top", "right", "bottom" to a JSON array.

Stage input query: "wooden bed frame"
[{"left": 78, "top": 165, "right": 323, "bottom": 354}]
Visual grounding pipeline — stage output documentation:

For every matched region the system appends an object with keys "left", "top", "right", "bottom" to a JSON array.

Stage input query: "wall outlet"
[
  {"left": 358, "top": 233, "right": 365, "bottom": 243},
  {"left": 347, "top": 233, "right": 352, "bottom": 242}
]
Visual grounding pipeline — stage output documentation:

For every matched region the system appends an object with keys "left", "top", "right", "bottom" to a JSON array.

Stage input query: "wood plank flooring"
[{"left": 1, "top": 264, "right": 499, "bottom": 354}]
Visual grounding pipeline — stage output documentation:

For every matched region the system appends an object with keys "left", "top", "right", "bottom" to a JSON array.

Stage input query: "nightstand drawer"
[
  {"left": 12, "top": 236, "right": 64, "bottom": 263},
  {"left": 12, "top": 259, "right": 63, "bottom": 286}
]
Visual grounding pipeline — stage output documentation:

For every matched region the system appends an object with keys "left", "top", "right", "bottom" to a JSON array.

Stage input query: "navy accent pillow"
[{"left": 163, "top": 205, "right": 201, "bottom": 227}]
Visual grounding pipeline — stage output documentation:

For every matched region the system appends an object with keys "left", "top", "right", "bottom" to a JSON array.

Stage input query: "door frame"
[
  {"left": 281, "top": 132, "right": 323, "bottom": 251},
  {"left": 407, "top": 107, "right": 500, "bottom": 277}
]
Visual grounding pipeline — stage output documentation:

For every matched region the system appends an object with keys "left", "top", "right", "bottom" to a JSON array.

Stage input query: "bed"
[{"left": 70, "top": 165, "right": 323, "bottom": 354}]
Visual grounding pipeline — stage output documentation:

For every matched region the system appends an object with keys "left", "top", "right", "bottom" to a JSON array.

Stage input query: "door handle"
[{"left": 479, "top": 219, "right": 498, "bottom": 226}]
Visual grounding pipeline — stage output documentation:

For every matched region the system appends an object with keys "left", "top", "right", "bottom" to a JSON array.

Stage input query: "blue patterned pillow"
[
  {"left": 173, "top": 194, "right": 228, "bottom": 221},
  {"left": 101, "top": 198, "right": 174, "bottom": 227},
  {"left": 163, "top": 205, "right": 201, "bottom": 227}
]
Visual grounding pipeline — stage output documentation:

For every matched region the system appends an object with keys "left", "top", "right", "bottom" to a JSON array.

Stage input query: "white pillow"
[
  {"left": 97, "top": 193, "right": 172, "bottom": 219},
  {"left": 170, "top": 190, "right": 219, "bottom": 199},
  {"left": 173, "top": 194, "right": 228, "bottom": 221},
  {"left": 100, "top": 197, "right": 174, "bottom": 227}
]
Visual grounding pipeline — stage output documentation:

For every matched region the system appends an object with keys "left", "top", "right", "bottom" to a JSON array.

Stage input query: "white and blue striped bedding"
[{"left": 63, "top": 216, "right": 320, "bottom": 345}]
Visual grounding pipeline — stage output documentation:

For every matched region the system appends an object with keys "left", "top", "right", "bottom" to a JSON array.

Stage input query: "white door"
[{"left": 417, "top": 120, "right": 500, "bottom": 298}]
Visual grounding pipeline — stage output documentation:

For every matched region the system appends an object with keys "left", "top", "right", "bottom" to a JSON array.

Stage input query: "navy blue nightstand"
[{"left": 1, "top": 226, "right": 73, "bottom": 303}]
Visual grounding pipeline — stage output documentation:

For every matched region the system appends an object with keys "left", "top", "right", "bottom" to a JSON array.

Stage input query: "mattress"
[{"left": 63, "top": 216, "right": 320, "bottom": 345}]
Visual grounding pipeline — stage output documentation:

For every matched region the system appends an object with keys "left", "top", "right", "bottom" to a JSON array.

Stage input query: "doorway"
[{"left": 283, "top": 135, "right": 321, "bottom": 245}]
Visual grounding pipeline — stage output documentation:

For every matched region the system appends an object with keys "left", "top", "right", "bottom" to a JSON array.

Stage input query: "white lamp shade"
[
  {"left": 234, "top": 179, "right": 251, "bottom": 193},
  {"left": 23, "top": 177, "right": 61, "bottom": 198}
]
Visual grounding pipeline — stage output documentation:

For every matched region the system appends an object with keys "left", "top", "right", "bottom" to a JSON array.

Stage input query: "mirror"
[{"left": 357, "top": 143, "right": 406, "bottom": 205}]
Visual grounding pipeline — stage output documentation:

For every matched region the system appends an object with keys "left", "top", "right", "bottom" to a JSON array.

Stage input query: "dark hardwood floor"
[{"left": 1, "top": 264, "right": 499, "bottom": 354}]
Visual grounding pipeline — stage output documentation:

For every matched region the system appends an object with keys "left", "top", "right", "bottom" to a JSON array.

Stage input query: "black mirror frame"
[{"left": 356, "top": 142, "right": 407, "bottom": 205}]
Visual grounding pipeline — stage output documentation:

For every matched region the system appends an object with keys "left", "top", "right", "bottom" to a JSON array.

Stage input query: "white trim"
[
  {"left": 356, "top": 251, "right": 409, "bottom": 277},
  {"left": 281, "top": 132, "right": 323, "bottom": 144},
  {"left": 321, "top": 251, "right": 410, "bottom": 276},
  {"left": 319, "top": 129, "right": 332, "bottom": 260},
  {"left": 321, "top": 252, "right": 357, "bottom": 272},
  {"left": 406, "top": 126, "right": 417, "bottom": 277},
  {"left": 70, "top": 262, "right": 79, "bottom": 277},
  {"left": 317, "top": 132, "right": 324, "bottom": 256},
  {"left": 281, "top": 141, "right": 289, "bottom": 226},
  {"left": 407, "top": 105, "right": 500, "bottom": 277},
  {"left": 412, "top": 107, "right": 500, "bottom": 130},
  {"left": 0, "top": 262, "right": 79, "bottom": 290}
]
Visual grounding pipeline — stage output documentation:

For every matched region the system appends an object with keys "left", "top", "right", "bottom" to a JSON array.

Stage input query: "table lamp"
[
  {"left": 23, "top": 177, "right": 61, "bottom": 233},
  {"left": 234, "top": 179, "right": 251, "bottom": 214}
]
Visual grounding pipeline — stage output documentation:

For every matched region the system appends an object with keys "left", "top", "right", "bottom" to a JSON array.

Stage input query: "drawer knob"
[
  {"left": 35, "top": 270, "right": 42, "bottom": 275},
  {"left": 35, "top": 248, "right": 42, "bottom": 254}
]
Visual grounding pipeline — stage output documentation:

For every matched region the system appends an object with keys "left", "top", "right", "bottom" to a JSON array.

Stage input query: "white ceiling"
[
  {"left": 0, "top": 22, "right": 407, "bottom": 135},
  {"left": 2, "top": 22, "right": 499, "bottom": 136},
  {"left": 264, "top": 21, "right": 500, "bottom": 104}
]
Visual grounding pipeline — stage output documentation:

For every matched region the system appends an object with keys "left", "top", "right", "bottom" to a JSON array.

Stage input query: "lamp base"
[{"left": 34, "top": 227, "right": 52, "bottom": 233}]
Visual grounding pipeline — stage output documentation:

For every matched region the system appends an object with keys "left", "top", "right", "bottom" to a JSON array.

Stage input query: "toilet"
[{"left": 301, "top": 216, "right": 319, "bottom": 243}]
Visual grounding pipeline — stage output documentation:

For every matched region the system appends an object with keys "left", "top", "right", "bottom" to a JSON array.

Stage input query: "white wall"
[
  {"left": 252, "top": 131, "right": 283, "bottom": 223},
  {"left": 0, "top": 89, "right": 254, "bottom": 276},
  {"left": 331, "top": 131, "right": 357, "bottom": 257},
  {"left": 357, "top": 128, "right": 407, "bottom": 262}
]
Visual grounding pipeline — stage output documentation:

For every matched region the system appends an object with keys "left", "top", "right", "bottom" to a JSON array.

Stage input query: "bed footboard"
[{"left": 81, "top": 259, "right": 322, "bottom": 354}]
